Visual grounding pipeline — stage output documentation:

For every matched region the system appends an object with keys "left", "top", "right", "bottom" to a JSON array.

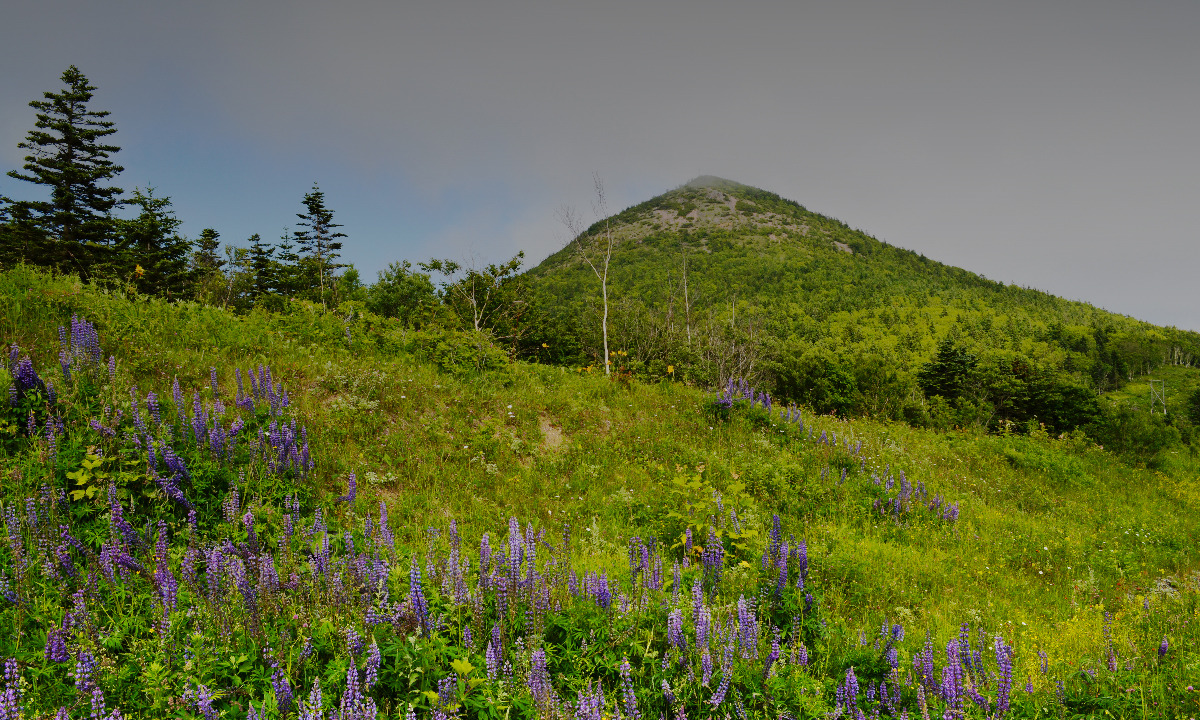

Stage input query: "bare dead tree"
[
  {"left": 681, "top": 239, "right": 693, "bottom": 345},
  {"left": 557, "top": 173, "right": 615, "bottom": 374}
]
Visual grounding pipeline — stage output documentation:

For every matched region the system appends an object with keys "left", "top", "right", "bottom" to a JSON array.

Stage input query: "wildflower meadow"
[{"left": 1, "top": 266, "right": 1198, "bottom": 719}]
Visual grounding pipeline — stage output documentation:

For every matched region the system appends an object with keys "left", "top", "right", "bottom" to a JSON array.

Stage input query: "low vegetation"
[{"left": 1, "top": 266, "right": 1198, "bottom": 718}]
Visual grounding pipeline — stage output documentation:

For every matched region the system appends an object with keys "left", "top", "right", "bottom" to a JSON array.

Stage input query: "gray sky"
[{"left": 3, "top": 0, "right": 1198, "bottom": 329}]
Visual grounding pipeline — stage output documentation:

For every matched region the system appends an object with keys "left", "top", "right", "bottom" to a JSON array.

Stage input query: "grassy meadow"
[{"left": 1, "top": 264, "right": 1199, "bottom": 719}]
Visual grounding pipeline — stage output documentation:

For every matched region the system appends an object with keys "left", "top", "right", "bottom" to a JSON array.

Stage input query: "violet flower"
[{"left": 619, "top": 657, "right": 640, "bottom": 719}]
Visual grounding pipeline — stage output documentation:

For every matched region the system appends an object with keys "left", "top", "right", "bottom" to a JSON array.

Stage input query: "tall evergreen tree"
[
  {"left": 247, "top": 233, "right": 276, "bottom": 301},
  {"left": 273, "top": 230, "right": 300, "bottom": 299},
  {"left": 293, "top": 183, "right": 345, "bottom": 307},
  {"left": 188, "top": 227, "right": 228, "bottom": 304},
  {"left": 116, "top": 187, "right": 192, "bottom": 297},
  {"left": 192, "top": 228, "right": 225, "bottom": 276},
  {"left": 4, "top": 65, "right": 124, "bottom": 273}
]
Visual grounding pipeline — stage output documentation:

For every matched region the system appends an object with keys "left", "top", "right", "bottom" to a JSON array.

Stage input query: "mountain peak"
[{"left": 680, "top": 175, "right": 751, "bottom": 193}]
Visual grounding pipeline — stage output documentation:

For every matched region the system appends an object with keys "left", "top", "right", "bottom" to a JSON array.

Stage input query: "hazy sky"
[{"left": 3, "top": 1, "right": 1197, "bottom": 329}]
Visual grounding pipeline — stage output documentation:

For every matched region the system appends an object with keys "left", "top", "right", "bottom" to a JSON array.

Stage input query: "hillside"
[
  {"left": 528, "top": 177, "right": 1200, "bottom": 440},
  {"left": 1, "top": 265, "right": 1198, "bottom": 717}
]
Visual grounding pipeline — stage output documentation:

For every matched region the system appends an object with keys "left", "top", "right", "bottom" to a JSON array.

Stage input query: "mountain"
[{"left": 527, "top": 177, "right": 1200, "bottom": 439}]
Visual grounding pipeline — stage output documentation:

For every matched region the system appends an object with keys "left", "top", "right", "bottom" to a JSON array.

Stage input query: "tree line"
[
  {"left": 6, "top": 67, "right": 1200, "bottom": 463},
  {"left": 0, "top": 66, "right": 553, "bottom": 348},
  {"left": 0, "top": 66, "right": 351, "bottom": 310}
]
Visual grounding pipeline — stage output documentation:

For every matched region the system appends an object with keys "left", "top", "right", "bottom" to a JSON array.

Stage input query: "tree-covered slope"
[{"left": 527, "top": 177, "right": 1200, "bottom": 440}]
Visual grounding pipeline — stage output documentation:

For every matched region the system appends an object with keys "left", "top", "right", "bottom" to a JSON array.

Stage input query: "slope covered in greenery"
[
  {"left": 1, "top": 266, "right": 1198, "bottom": 718},
  {"left": 527, "top": 178, "right": 1200, "bottom": 448}
]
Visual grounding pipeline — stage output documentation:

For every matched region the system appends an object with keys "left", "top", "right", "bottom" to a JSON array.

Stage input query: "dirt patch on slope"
[{"left": 539, "top": 414, "right": 565, "bottom": 452}]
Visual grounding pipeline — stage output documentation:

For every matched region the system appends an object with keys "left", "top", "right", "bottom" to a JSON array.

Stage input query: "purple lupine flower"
[
  {"left": 346, "top": 627, "right": 363, "bottom": 657},
  {"left": 702, "top": 530, "right": 724, "bottom": 588},
  {"left": 529, "top": 649, "right": 552, "bottom": 705},
  {"left": 618, "top": 657, "right": 640, "bottom": 719},
  {"left": 700, "top": 650, "right": 713, "bottom": 686},
  {"left": 485, "top": 625, "right": 501, "bottom": 679},
  {"left": 840, "top": 667, "right": 860, "bottom": 717},
  {"left": 1102, "top": 612, "right": 1117, "bottom": 672},
  {"left": 364, "top": 640, "right": 381, "bottom": 690},
  {"left": 154, "top": 521, "right": 178, "bottom": 620},
  {"left": 301, "top": 678, "right": 324, "bottom": 720},
  {"left": 737, "top": 595, "right": 758, "bottom": 659},
  {"left": 337, "top": 473, "right": 357, "bottom": 504},
  {"left": 45, "top": 627, "right": 69, "bottom": 663},
  {"left": 73, "top": 651, "right": 98, "bottom": 696},
  {"left": 507, "top": 517, "right": 522, "bottom": 582},
  {"left": 668, "top": 608, "right": 686, "bottom": 652},
  {"left": 913, "top": 633, "right": 936, "bottom": 687},
  {"left": 763, "top": 643, "right": 780, "bottom": 680},
  {"left": 46, "top": 420, "right": 58, "bottom": 465},
  {"left": 338, "top": 660, "right": 367, "bottom": 720},
  {"left": 180, "top": 540, "right": 197, "bottom": 587},
  {"left": 129, "top": 385, "right": 145, "bottom": 433},
  {"left": 995, "top": 635, "right": 1013, "bottom": 717},
  {"left": 410, "top": 559, "right": 430, "bottom": 635},
  {"left": 1159, "top": 637, "right": 1169, "bottom": 659},
  {"left": 775, "top": 545, "right": 789, "bottom": 596},
  {"left": 204, "top": 544, "right": 224, "bottom": 599},
  {"left": 594, "top": 572, "right": 612, "bottom": 609},
  {"left": 649, "top": 553, "right": 663, "bottom": 591},
  {"left": 479, "top": 533, "right": 492, "bottom": 578},
  {"left": 209, "top": 367, "right": 220, "bottom": 398},
  {"left": 797, "top": 641, "right": 809, "bottom": 666},
  {"left": 432, "top": 674, "right": 457, "bottom": 719},
  {"left": 708, "top": 642, "right": 733, "bottom": 707},
  {"left": 795, "top": 539, "right": 808, "bottom": 583},
  {"left": 273, "top": 665, "right": 294, "bottom": 714},
  {"left": 941, "top": 639, "right": 964, "bottom": 718},
  {"left": 628, "top": 536, "right": 645, "bottom": 582},
  {"left": 1, "top": 657, "right": 22, "bottom": 719},
  {"left": 695, "top": 607, "right": 711, "bottom": 651}
]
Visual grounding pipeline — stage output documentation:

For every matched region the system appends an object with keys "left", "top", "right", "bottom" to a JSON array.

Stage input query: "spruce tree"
[
  {"left": 247, "top": 233, "right": 276, "bottom": 301},
  {"left": 5, "top": 65, "right": 124, "bottom": 272},
  {"left": 274, "top": 231, "right": 300, "bottom": 299},
  {"left": 293, "top": 183, "right": 346, "bottom": 307},
  {"left": 192, "top": 228, "right": 225, "bottom": 276},
  {"left": 116, "top": 187, "right": 192, "bottom": 298},
  {"left": 0, "top": 203, "right": 45, "bottom": 268}
]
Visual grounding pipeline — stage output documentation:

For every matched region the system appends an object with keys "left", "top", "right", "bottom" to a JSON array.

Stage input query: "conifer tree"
[
  {"left": 192, "top": 228, "right": 225, "bottom": 276},
  {"left": 273, "top": 231, "right": 300, "bottom": 299},
  {"left": 247, "top": 233, "right": 276, "bottom": 301},
  {"left": 293, "top": 183, "right": 346, "bottom": 307},
  {"left": 4, "top": 65, "right": 124, "bottom": 272},
  {"left": 0, "top": 203, "right": 45, "bottom": 268},
  {"left": 116, "top": 187, "right": 191, "bottom": 297}
]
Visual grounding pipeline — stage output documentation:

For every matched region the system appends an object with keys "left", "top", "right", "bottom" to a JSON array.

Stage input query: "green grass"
[{"left": 2, "top": 264, "right": 1199, "bottom": 717}]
